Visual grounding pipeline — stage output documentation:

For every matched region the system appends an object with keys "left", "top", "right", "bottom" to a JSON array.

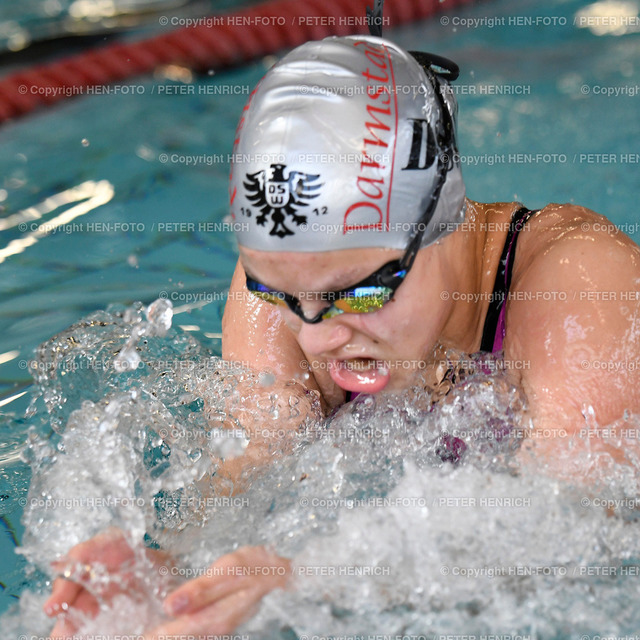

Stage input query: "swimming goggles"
[{"left": 245, "top": 52, "right": 458, "bottom": 324}]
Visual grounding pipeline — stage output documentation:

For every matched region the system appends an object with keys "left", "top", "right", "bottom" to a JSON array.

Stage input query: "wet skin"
[
  {"left": 45, "top": 199, "right": 640, "bottom": 636},
  {"left": 229, "top": 199, "right": 640, "bottom": 433}
]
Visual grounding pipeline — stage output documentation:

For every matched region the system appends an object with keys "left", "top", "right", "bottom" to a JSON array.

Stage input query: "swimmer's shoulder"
[
  {"left": 512, "top": 202, "right": 640, "bottom": 291},
  {"left": 504, "top": 202, "right": 640, "bottom": 427},
  {"left": 223, "top": 259, "right": 331, "bottom": 409}
]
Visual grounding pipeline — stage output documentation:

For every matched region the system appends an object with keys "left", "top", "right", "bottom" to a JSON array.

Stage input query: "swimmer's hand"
[
  {"left": 145, "top": 545, "right": 290, "bottom": 637},
  {"left": 43, "top": 527, "right": 171, "bottom": 638}
]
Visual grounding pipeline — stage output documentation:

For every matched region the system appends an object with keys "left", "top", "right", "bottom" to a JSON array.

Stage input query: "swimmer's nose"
[{"left": 294, "top": 317, "right": 353, "bottom": 358}]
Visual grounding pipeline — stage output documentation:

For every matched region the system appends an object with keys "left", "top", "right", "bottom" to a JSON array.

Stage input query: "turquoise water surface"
[{"left": 0, "top": 0, "right": 639, "bottom": 625}]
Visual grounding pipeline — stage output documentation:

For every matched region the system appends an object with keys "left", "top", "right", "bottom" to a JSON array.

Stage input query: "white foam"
[{"left": 5, "top": 300, "right": 640, "bottom": 638}]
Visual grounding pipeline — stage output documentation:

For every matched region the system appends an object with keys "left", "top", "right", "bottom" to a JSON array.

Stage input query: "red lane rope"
[{"left": 0, "top": 0, "right": 478, "bottom": 123}]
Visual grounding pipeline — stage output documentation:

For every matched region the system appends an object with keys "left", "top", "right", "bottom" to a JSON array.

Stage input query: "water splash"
[{"left": 3, "top": 300, "right": 640, "bottom": 638}]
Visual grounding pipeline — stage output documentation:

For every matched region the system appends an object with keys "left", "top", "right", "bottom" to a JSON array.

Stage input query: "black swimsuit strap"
[
  {"left": 479, "top": 206, "right": 539, "bottom": 353},
  {"left": 345, "top": 206, "right": 537, "bottom": 403}
]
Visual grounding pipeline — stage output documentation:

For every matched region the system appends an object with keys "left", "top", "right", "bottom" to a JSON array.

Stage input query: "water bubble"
[
  {"left": 113, "top": 346, "right": 141, "bottom": 373},
  {"left": 207, "top": 425, "right": 249, "bottom": 460},
  {"left": 9, "top": 302, "right": 640, "bottom": 638},
  {"left": 145, "top": 299, "right": 173, "bottom": 337},
  {"left": 259, "top": 371, "right": 276, "bottom": 387}
]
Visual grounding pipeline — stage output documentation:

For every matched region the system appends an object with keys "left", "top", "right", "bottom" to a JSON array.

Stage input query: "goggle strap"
[{"left": 366, "top": 0, "right": 385, "bottom": 37}]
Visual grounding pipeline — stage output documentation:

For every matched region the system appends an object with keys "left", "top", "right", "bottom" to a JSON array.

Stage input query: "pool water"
[
  {"left": 5, "top": 299, "right": 640, "bottom": 637},
  {"left": 0, "top": 0, "right": 639, "bottom": 633}
]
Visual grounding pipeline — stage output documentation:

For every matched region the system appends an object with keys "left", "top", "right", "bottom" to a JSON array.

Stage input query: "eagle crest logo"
[{"left": 243, "top": 164, "right": 322, "bottom": 238}]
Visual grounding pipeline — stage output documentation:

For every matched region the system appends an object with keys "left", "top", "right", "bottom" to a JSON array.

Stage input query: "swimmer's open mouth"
[{"left": 328, "top": 358, "right": 391, "bottom": 393}]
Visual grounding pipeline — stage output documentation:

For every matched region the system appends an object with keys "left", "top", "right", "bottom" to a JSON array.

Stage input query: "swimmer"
[
  {"left": 44, "top": 34, "right": 640, "bottom": 637},
  {"left": 225, "top": 35, "right": 640, "bottom": 466}
]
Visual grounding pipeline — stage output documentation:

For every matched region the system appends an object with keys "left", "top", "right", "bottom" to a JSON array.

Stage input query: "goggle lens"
[
  {"left": 247, "top": 282, "right": 288, "bottom": 309},
  {"left": 246, "top": 265, "right": 407, "bottom": 324},
  {"left": 330, "top": 286, "right": 393, "bottom": 315}
]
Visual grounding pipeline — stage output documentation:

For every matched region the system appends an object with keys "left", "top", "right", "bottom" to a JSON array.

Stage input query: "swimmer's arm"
[
  {"left": 222, "top": 258, "right": 324, "bottom": 400},
  {"left": 215, "top": 260, "right": 326, "bottom": 489},
  {"left": 506, "top": 217, "right": 640, "bottom": 473}
]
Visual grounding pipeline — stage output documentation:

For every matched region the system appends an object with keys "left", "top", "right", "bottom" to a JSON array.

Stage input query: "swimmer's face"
[{"left": 239, "top": 243, "right": 457, "bottom": 393}]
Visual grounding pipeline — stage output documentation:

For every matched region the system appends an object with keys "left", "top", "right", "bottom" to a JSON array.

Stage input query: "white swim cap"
[{"left": 229, "top": 35, "right": 466, "bottom": 251}]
